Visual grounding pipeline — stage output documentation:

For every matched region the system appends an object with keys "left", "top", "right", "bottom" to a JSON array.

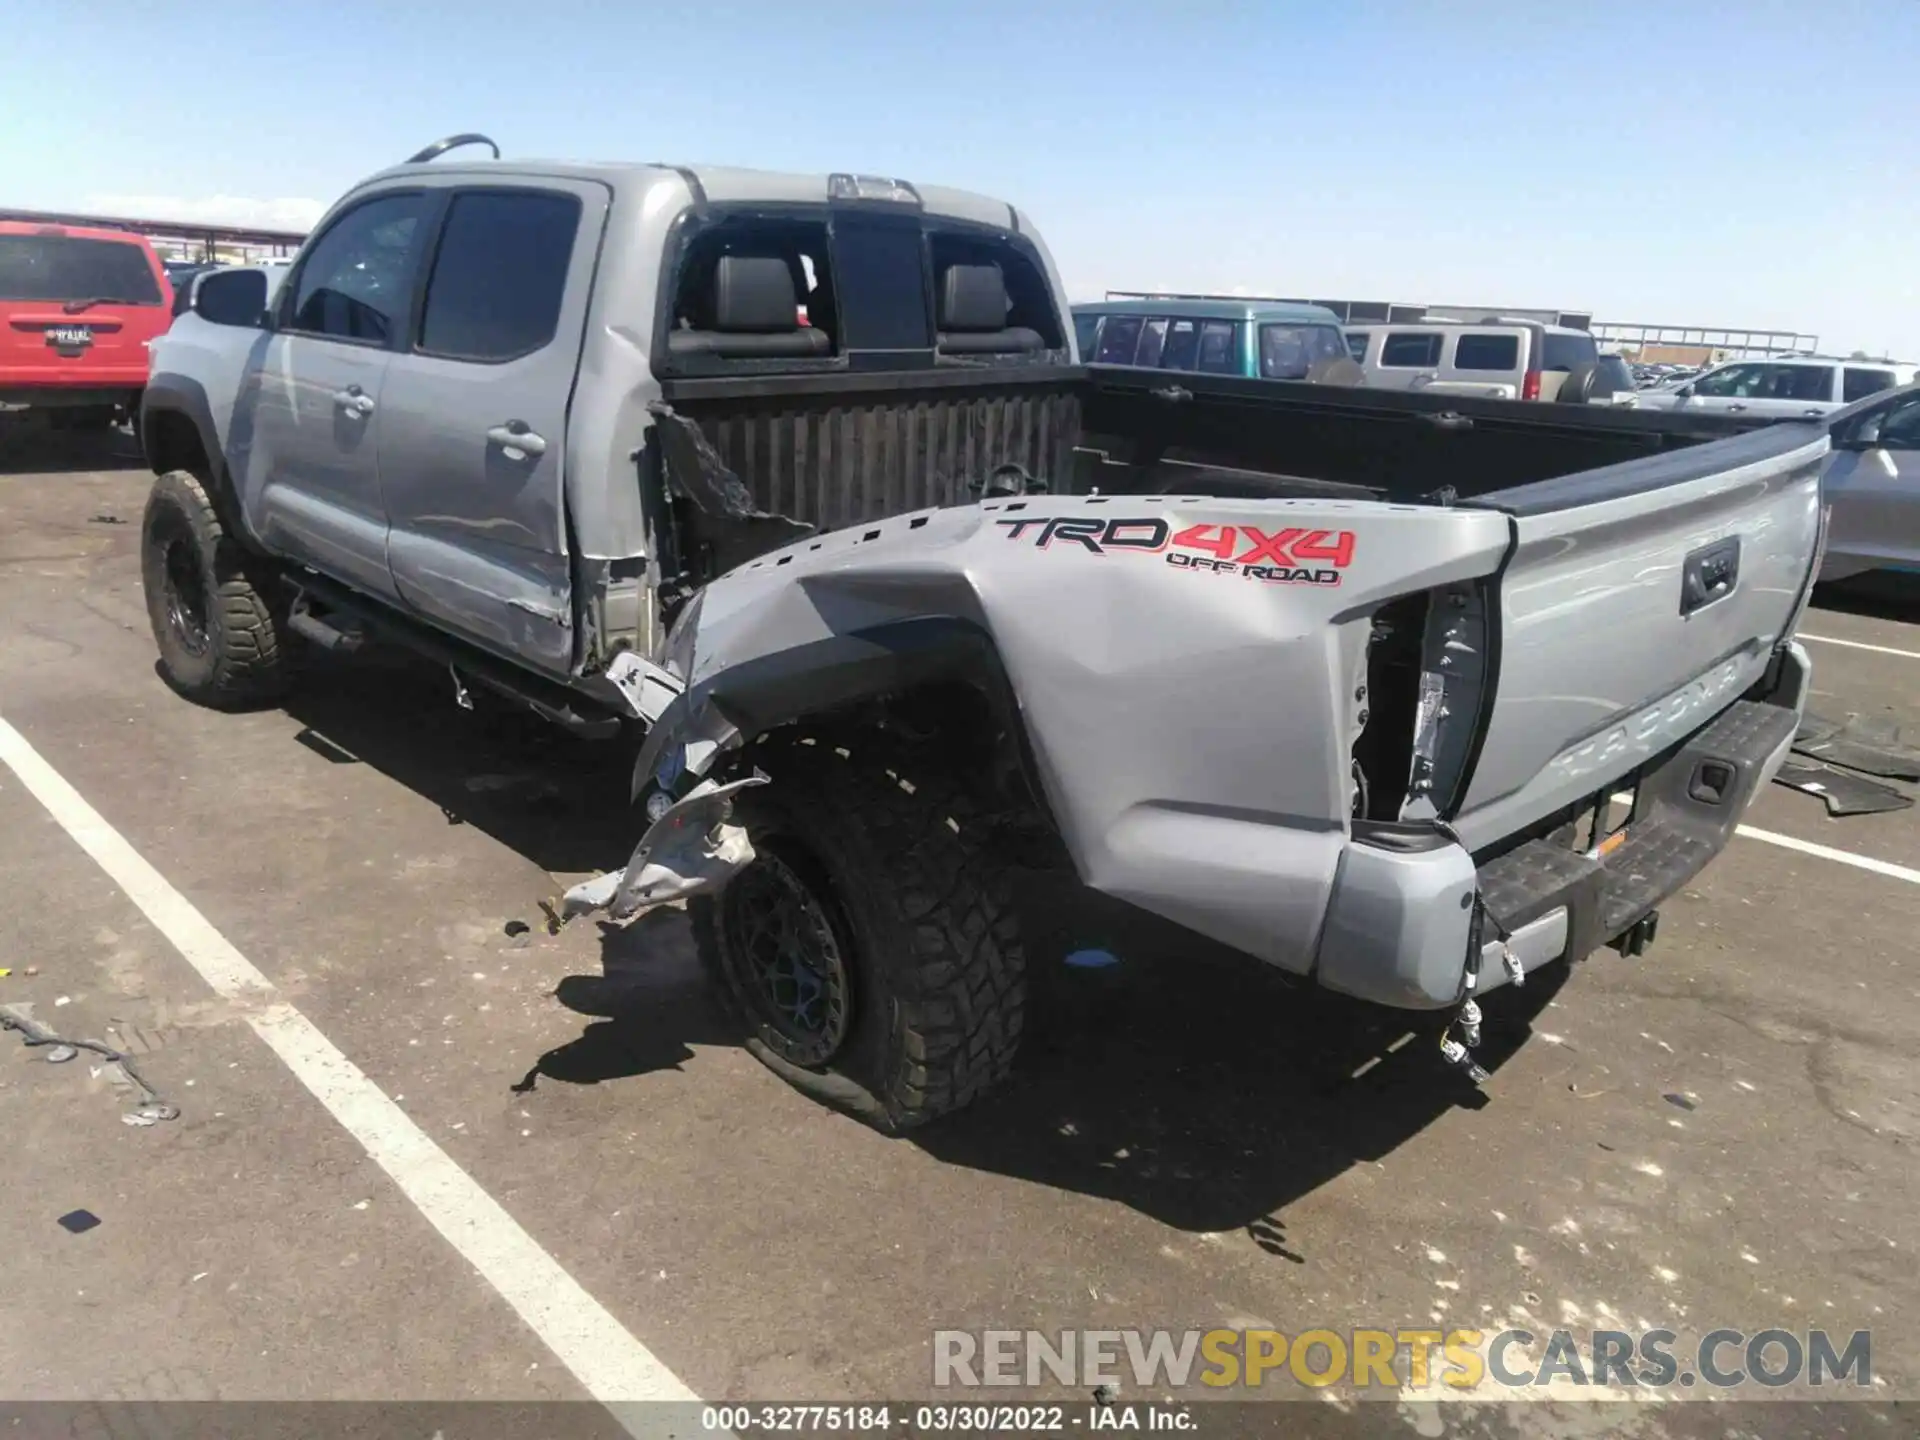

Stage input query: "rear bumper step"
[
  {"left": 1313, "top": 647, "right": 1805, "bottom": 1012},
  {"left": 1473, "top": 696, "right": 1797, "bottom": 993}
]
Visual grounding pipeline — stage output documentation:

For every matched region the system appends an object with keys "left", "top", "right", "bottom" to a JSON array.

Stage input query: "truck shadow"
[
  {"left": 1810, "top": 574, "right": 1920, "bottom": 625},
  {"left": 282, "top": 645, "right": 1566, "bottom": 1238},
  {"left": 278, "top": 645, "right": 641, "bottom": 879},
  {"left": 913, "top": 881, "right": 1568, "bottom": 1238},
  {"left": 0, "top": 424, "right": 149, "bottom": 476}
]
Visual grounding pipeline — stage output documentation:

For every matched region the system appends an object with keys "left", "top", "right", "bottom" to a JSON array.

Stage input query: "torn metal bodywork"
[
  {"left": 561, "top": 776, "right": 769, "bottom": 922},
  {"left": 615, "top": 495, "right": 1516, "bottom": 972}
]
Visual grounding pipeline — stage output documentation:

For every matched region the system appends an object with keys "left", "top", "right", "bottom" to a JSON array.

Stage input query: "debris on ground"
[
  {"left": 1773, "top": 760, "right": 1913, "bottom": 817},
  {"left": 1774, "top": 710, "right": 1918, "bottom": 816},
  {"left": 57, "top": 1210, "right": 101, "bottom": 1234},
  {"left": 87, "top": 513, "right": 126, "bottom": 526},
  {"left": 1791, "top": 711, "right": 1920, "bottom": 781},
  {"left": 1663, "top": 1092, "right": 1697, "bottom": 1111},
  {"left": 2, "top": 1005, "right": 181, "bottom": 1124}
]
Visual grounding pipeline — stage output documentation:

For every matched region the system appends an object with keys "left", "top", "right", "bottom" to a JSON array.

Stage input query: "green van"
[{"left": 1071, "top": 297, "right": 1362, "bottom": 384}]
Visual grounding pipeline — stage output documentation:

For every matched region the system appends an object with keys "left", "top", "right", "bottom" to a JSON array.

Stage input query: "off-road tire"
[
  {"left": 141, "top": 469, "right": 290, "bottom": 708},
  {"left": 691, "top": 731, "right": 1027, "bottom": 1132}
]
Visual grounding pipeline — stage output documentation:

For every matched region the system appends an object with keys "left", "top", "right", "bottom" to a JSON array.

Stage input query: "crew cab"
[
  {"left": 138, "top": 136, "right": 1824, "bottom": 1132},
  {"left": 1, "top": 218, "right": 172, "bottom": 429}
]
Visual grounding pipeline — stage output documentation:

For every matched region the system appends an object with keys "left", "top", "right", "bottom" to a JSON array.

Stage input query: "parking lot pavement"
[{"left": 3, "top": 450, "right": 1917, "bottom": 1436}]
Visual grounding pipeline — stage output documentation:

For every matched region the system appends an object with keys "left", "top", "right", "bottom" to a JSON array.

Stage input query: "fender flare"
[
  {"left": 630, "top": 615, "right": 1033, "bottom": 802},
  {"left": 140, "top": 371, "right": 261, "bottom": 552}
]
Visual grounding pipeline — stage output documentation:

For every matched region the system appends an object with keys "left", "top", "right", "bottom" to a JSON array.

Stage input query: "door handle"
[
  {"left": 1727, "top": 403, "right": 1747, "bottom": 412},
  {"left": 332, "top": 386, "right": 375, "bottom": 416},
  {"left": 486, "top": 422, "right": 547, "bottom": 456}
]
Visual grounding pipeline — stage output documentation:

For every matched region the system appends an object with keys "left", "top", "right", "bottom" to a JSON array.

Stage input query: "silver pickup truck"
[{"left": 139, "top": 137, "right": 1826, "bottom": 1132}]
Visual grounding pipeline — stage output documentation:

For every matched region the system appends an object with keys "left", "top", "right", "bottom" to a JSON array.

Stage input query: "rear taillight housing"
[{"left": 1521, "top": 370, "right": 1542, "bottom": 402}]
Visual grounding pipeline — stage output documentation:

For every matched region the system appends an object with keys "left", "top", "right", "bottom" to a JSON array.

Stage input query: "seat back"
[
  {"left": 937, "top": 263, "right": 1044, "bottom": 356},
  {"left": 667, "top": 254, "right": 831, "bottom": 359}
]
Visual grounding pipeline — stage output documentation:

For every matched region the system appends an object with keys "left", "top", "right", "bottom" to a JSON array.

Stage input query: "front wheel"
[
  {"left": 692, "top": 732, "right": 1027, "bottom": 1131},
  {"left": 141, "top": 469, "right": 291, "bottom": 708}
]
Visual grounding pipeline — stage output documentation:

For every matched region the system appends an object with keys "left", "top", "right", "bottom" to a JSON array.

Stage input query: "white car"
[{"left": 1635, "top": 355, "right": 1915, "bottom": 417}]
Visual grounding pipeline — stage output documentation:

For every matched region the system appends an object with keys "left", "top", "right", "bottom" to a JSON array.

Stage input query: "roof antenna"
[{"left": 405, "top": 133, "right": 500, "bottom": 164}]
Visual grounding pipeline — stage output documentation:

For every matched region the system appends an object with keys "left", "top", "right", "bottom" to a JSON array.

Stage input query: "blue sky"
[{"left": 8, "top": 1, "right": 1917, "bottom": 354}]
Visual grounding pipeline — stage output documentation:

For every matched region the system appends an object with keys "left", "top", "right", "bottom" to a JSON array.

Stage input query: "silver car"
[{"left": 1819, "top": 380, "right": 1920, "bottom": 583}]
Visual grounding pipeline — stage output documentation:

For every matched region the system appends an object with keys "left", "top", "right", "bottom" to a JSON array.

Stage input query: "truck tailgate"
[{"left": 1450, "top": 421, "right": 1827, "bottom": 850}]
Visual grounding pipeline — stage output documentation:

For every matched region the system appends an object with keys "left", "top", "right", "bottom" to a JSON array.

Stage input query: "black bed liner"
[{"left": 649, "top": 362, "right": 1787, "bottom": 575}]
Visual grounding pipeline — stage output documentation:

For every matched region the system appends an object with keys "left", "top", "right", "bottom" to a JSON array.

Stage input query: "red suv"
[{"left": 1, "top": 220, "right": 173, "bottom": 431}]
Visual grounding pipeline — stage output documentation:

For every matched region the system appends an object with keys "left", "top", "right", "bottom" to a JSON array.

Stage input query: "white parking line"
[
  {"left": 1737, "top": 824, "right": 1920, "bottom": 885},
  {"left": 1799, "top": 633, "right": 1920, "bottom": 661},
  {"left": 0, "top": 716, "right": 701, "bottom": 1420}
]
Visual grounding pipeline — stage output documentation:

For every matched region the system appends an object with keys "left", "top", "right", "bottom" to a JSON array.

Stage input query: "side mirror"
[
  {"left": 1842, "top": 415, "right": 1884, "bottom": 450},
  {"left": 193, "top": 269, "right": 270, "bottom": 328},
  {"left": 1675, "top": 384, "right": 1695, "bottom": 398}
]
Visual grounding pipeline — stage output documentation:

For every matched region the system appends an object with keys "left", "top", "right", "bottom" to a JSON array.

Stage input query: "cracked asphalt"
[{"left": 1, "top": 428, "right": 1915, "bottom": 1439}]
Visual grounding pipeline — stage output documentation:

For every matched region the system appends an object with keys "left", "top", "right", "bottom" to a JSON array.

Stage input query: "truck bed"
[{"left": 653, "top": 362, "right": 1771, "bottom": 548}]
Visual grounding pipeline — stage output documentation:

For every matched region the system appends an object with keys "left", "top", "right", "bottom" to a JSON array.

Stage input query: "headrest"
[
  {"left": 939, "top": 264, "right": 1010, "bottom": 332},
  {"left": 714, "top": 255, "right": 799, "bottom": 333}
]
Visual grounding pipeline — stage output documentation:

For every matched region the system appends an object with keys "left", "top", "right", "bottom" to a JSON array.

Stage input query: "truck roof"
[
  {"left": 350, "top": 158, "right": 1028, "bottom": 232},
  {"left": 1073, "top": 297, "right": 1342, "bottom": 325}
]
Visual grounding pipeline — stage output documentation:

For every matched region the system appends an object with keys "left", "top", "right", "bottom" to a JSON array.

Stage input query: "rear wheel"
[
  {"left": 692, "top": 732, "right": 1027, "bottom": 1132},
  {"left": 141, "top": 469, "right": 291, "bottom": 708}
]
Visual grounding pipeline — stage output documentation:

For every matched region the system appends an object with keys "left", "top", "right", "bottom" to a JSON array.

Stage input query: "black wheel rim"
[
  {"left": 721, "top": 849, "right": 852, "bottom": 1067},
  {"left": 160, "top": 525, "right": 211, "bottom": 657}
]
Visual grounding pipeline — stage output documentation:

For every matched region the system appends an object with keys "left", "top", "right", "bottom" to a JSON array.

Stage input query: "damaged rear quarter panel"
[{"left": 656, "top": 496, "right": 1512, "bottom": 973}]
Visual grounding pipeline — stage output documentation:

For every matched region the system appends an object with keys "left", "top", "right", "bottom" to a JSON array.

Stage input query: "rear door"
[
  {"left": 379, "top": 180, "right": 610, "bottom": 676},
  {"left": 1434, "top": 329, "right": 1522, "bottom": 398},
  {"left": 1367, "top": 328, "right": 1442, "bottom": 391},
  {"left": 0, "top": 226, "right": 168, "bottom": 391},
  {"left": 243, "top": 189, "right": 429, "bottom": 601},
  {"left": 1450, "top": 423, "right": 1828, "bottom": 849}
]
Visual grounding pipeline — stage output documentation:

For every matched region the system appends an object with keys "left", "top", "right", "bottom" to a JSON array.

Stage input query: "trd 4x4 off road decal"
[{"left": 994, "top": 516, "right": 1354, "bottom": 586}]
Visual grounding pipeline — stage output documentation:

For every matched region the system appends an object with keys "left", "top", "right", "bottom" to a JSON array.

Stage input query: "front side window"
[
  {"left": 0, "top": 234, "right": 162, "bottom": 305},
  {"left": 1690, "top": 363, "right": 1765, "bottom": 397},
  {"left": 1073, "top": 312, "right": 1101, "bottom": 358},
  {"left": 419, "top": 190, "right": 580, "bottom": 362},
  {"left": 1875, "top": 393, "right": 1920, "bottom": 449},
  {"left": 1453, "top": 334, "right": 1521, "bottom": 371},
  {"left": 286, "top": 192, "right": 426, "bottom": 344},
  {"left": 1379, "top": 332, "right": 1441, "bottom": 367}
]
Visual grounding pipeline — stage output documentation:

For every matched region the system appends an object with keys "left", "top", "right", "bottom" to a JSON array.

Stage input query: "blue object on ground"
[{"left": 1064, "top": 948, "right": 1120, "bottom": 969}]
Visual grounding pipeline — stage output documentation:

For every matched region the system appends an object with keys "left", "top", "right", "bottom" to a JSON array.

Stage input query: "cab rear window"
[{"left": 0, "top": 234, "right": 163, "bottom": 305}]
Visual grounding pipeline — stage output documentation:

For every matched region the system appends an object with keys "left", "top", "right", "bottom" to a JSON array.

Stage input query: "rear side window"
[
  {"left": 1073, "top": 312, "right": 1101, "bottom": 358},
  {"left": 1380, "top": 332, "right": 1441, "bottom": 367},
  {"left": 1259, "top": 323, "right": 1346, "bottom": 379},
  {"left": 1160, "top": 319, "right": 1201, "bottom": 371},
  {"left": 1540, "top": 331, "right": 1598, "bottom": 372},
  {"left": 1094, "top": 315, "right": 1143, "bottom": 364},
  {"left": 1135, "top": 318, "right": 1169, "bottom": 368},
  {"left": 1844, "top": 367, "right": 1897, "bottom": 403},
  {"left": 1452, "top": 334, "right": 1520, "bottom": 371},
  {"left": 286, "top": 192, "right": 426, "bottom": 344},
  {"left": 0, "top": 233, "right": 162, "bottom": 305},
  {"left": 1760, "top": 365, "right": 1834, "bottom": 402},
  {"left": 419, "top": 190, "right": 580, "bottom": 362},
  {"left": 1196, "top": 320, "right": 1240, "bottom": 375}
]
